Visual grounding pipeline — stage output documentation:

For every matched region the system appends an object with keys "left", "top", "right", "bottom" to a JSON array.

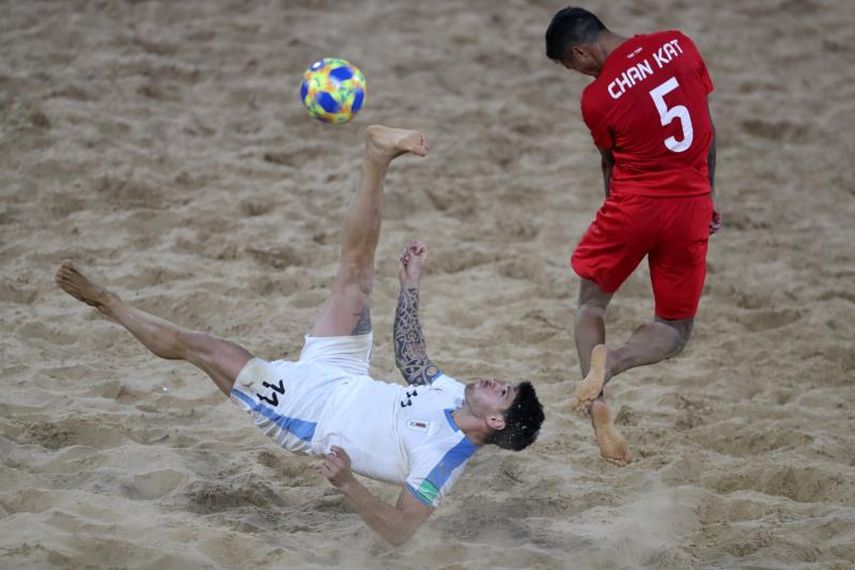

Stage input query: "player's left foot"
[
  {"left": 55, "top": 261, "right": 118, "bottom": 316},
  {"left": 569, "top": 344, "right": 608, "bottom": 415},
  {"left": 591, "top": 400, "right": 631, "bottom": 466},
  {"left": 365, "top": 125, "right": 429, "bottom": 161}
]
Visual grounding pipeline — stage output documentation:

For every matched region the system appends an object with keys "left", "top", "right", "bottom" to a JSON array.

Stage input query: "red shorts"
[{"left": 571, "top": 194, "right": 713, "bottom": 320}]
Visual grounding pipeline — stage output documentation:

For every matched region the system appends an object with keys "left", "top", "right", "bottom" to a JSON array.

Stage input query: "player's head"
[
  {"left": 545, "top": 6, "right": 608, "bottom": 76},
  {"left": 465, "top": 379, "right": 545, "bottom": 451}
]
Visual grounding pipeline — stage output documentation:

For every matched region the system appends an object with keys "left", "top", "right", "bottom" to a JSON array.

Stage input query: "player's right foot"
[
  {"left": 55, "top": 261, "right": 117, "bottom": 314},
  {"left": 365, "top": 125, "right": 429, "bottom": 160},
  {"left": 569, "top": 344, "right": 608, "bottom": 415},
  {"left": 591, "top": 400, "right": 631, "bottom": 466}
]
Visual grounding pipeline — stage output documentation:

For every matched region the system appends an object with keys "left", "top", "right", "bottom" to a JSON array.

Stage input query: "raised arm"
[
  {"left": 394, "top": 240, "right": 442, "bottom": 386},
  {"left": 321, "top": 446, "right": 433, "bottom": 546}
]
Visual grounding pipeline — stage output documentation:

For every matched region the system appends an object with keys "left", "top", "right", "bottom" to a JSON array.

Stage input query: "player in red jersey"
[{"left": 545, "top": 7, "right": 720, "bottom": 465}]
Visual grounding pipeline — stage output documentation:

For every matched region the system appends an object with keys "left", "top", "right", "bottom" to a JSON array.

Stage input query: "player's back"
[{"left": 581, "top": 30, "right": 714, "bottom": 197}]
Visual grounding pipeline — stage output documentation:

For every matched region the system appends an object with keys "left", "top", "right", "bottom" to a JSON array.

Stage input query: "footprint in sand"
[{"left": 123, "top": 469, "right": 186, "bottom": 500}]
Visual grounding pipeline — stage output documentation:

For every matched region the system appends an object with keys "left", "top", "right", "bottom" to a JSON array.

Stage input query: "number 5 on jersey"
[{"left": 649, "top": 77, "right": 693, "bottom": 153}]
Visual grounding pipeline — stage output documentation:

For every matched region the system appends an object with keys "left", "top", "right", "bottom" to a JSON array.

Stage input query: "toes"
[
  {"left": 602, "top": 450, "right": 630, "bottom": 467},
  {"left": 568, "top": 397, "right": 592, "bottom": 416}
]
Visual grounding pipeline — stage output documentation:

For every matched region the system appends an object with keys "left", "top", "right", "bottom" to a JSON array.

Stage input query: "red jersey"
[{"left": 581, "top": 31, "right": 714, "bottom": 197}]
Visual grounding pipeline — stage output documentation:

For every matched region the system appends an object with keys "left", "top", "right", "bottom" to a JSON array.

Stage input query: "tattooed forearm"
[{"left": 394, "top": 287, "right": 441, "bottom": 386}]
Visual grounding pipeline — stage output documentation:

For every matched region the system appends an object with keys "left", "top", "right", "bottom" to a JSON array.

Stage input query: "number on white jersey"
[{"left": 649, "top": 77, "right": 694, "bottom": 153}]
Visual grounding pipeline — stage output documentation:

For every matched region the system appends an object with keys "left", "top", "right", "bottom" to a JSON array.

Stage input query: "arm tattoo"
[{"left": 394, "top": 287, "right": 441, "bottom": 386}]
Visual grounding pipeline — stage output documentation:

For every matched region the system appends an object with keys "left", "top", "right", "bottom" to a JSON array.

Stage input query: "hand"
[
  {"left": 320, "top": 446, "right": 355, "bottom": 489},
  {"left": 709, "top": 197, "right": 722, "bottom": 235},
  {"left": 398, "top": 240, "right": 428, "bottom": 288}
]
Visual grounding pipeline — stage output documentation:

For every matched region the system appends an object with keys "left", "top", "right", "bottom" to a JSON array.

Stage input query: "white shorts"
[{"left": 230, "top": 333, "right": 373, "bottom": 454}]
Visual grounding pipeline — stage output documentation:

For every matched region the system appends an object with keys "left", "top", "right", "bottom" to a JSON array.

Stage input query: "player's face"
[{"left": 465, "top": 378, "right": 517, "bottom": 417}]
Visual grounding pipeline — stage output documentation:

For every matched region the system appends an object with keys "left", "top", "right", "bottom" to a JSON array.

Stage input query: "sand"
[{"left": 2, "top": 0, "right": 854, "bottom": 568}]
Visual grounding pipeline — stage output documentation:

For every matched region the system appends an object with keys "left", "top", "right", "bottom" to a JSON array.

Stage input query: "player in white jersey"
[{"left": 55, "top": 126, "right": 545, "bottom": 545}]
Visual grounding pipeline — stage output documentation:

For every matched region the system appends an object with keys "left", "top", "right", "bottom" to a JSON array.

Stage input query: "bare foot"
[
  {"left": 55, "top": 261, "right": 117, "bottom": 314},
  {"left": 569, "top": 344, "right": 608, "bottom": 415},
  {"left": 591, "top": 400, "right": 631, "bottom": 466},
  {"left": 365, "top": 125, "right": 429, "bottom": 160}
]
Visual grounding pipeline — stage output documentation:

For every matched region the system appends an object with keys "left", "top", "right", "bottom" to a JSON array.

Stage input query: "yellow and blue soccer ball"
[{"left": 300, "top": 58, "right": 366, "bottom": 124}]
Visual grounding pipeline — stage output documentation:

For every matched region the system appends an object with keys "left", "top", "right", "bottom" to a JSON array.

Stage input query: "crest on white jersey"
[{"left": 407, "top": 419, "right": 430, "bottom": 433}]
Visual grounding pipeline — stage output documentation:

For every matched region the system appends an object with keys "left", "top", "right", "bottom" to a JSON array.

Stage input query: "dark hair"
[
  {"left": 545, "top": 6, "right": 608, "bottom": 61},
  {"left": 487, "top": 381, "right": 545, "bottom": 451}
]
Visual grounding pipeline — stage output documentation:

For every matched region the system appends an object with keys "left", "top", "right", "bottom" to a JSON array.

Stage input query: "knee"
[
  {"left": 337, "top": 262, "right": 374, "bottom": 296},
  {"left": 576, "top": 300, "right": 607, "bottom": 322},
  {"left": 576, "top": 303, "right": 606, "bottom": 320},
  {"left": 663, "top": 319, "right": 693, "bottom": 355},
  {"left": 576, "top": 279, "right": 611, "bottom": 318}
]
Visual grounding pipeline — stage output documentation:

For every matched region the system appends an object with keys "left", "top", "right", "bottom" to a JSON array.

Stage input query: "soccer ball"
[{"left": 299, "top": 58, "right": 367, "bottom": 124}]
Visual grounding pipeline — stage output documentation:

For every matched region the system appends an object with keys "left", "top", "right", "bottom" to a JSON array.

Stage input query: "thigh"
[
  {"left": 311, "top": 265, "right": 373, "bottom": 337},
  {"left": 571, "top": 196, "right": 651, "bottom": 294},
  {"left": 649, "top": 196, "right": 712, "bottom": 320}
]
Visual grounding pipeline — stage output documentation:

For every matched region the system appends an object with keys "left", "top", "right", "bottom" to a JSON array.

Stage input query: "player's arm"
[
  {"left": 707, "top": 104, "right": 721, "bottom": 234},
  {"left": 598, "top": 146, "right": 614, "bottom": 198},
  {"left": 321, "top": 446, "right": 433, "bottom": 546},
  {"left": 394, "top": 240, "right": 442, "bottom": 386}
]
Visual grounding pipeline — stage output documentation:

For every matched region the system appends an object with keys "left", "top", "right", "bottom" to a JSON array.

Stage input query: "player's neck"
[
  {"left": 453, "top": 409, "right": 487, "bottom": 446},
  {"left": 598, "top": 32, "right": 629, "bottom": 60}
]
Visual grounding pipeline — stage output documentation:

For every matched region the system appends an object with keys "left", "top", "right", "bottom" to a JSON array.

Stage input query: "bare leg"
[
  {"left": 569, "top": 344, "right": 608, "bottom": 413},
  {"left": 571, "top": 281, "right": 691, "bottom": 466},
  {"left": 311, "top": 125, "right": 428, "bottom": 337},
  {"left": 591, "top": 400, "right": 631, "bottom": 466},
  {"left": 572, "top": 278, "right": 693, "bottom": 402},
  {"left": 574, "top": 278, "right": 612, "bottom": 377},
  {"left": 569, "top": 279, "right": 612, "bottom": 414},
  {"left": 607, "top": 317, "right": 693, "bottom": 379},
  {"left": 55, "top": 261, "right": 253, "bottom": 395},
  {"left": 570, "top": 279, "right": 629, "bottom": 466}
]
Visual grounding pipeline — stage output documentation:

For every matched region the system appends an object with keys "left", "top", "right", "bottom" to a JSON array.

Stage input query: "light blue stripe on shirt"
[
  {"left": 410, "top": 437, "right": 479, "bottom": 506},
  {"left": 231, "top": 388, "right": 317, "bottom": 442}
]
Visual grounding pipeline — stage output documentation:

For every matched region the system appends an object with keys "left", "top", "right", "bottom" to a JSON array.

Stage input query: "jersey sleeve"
[
  {"left": 405, "top": 437, "right": 478, "bottom": 508},
  {"left": 431, "top": 373, "right": 464, "bottom": 394},
  {"left": 679, "top": 32, "right": 714, "bottom": 95},
  {"left": 581, "top": 90, "right": 614, "bottom": 150}
]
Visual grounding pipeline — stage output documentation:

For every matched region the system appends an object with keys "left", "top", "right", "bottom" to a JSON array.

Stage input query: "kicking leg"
[
  {"left": 311, "top": 125, "right": 428, "bottom": 337},
  {"left": 55, "top": 261, "right": 253, "bottom": 396}
]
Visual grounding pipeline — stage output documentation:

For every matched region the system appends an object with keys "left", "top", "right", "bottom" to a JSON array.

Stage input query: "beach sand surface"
[{"left": 2, "top": 0, "right": 854, "bottom": 568}]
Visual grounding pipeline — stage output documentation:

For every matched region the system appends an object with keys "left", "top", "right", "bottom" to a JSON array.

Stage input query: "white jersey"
[
  {"left": 320, "top": 372, "right": 477, "bottom": 507},
  {"left": 231, "top": 335, "right": 478, "bottom": 508}
]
